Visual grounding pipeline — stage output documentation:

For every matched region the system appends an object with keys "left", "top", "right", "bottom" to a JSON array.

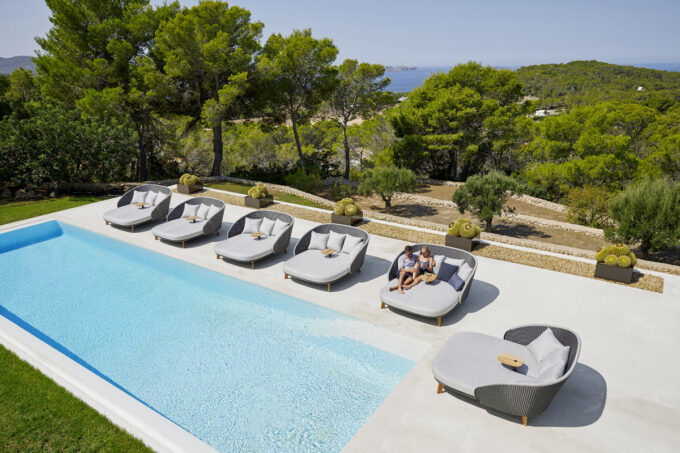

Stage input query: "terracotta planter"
[
  {"left": 445, "top": 235, "right": 477, "bottom": 252},
  {"left": 244, "top": 195, "right": 273, "bottom": 208},
  {"left": 176, "top": 183, "right": 203, "bottom": 194},
  {"left": 331, "top": 213, "right": 363, "bottom": 226},
  {"left": 594, "top": 262, "right": 633, "bottom": 283}
]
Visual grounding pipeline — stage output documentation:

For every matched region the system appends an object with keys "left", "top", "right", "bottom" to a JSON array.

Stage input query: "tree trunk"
[
  {"left": 138, "top": 129, "right": 147, "bottom": 181},
  {"left": 640, "top": 243, "right": 649, "bottom": 259},
  {"left": 342, "top": 122, "right": 350, "bottom": 179},
  {"left": 449, "top": 150, "right": 458, "bottom": 181},
  {"left": 383, "top": 195, "right": 391, "bottom": 212},
  {"left": 485, "top": 218, "right": 493, "bottom": 232},
  {"left": 291, "top": 117, "right": 307, "bottom": 175},
  {"left": 211, "top": 123, "right": 223, "bottom": 177}
]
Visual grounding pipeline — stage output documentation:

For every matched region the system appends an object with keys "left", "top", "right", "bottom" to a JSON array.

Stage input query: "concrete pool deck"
[{"left": 2, "top": 193, "right": 680, "bottom": 452}]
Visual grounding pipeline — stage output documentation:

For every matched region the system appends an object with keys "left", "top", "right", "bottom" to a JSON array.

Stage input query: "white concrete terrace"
[{"left": 1, "top": 191, "right": 679, "bottom": 452}]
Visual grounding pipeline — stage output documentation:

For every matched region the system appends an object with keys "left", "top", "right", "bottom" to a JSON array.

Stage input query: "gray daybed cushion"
[
  {"left": 283, "top": 249, "right": 351, "bottom": 284},
  {"left": 432, "top": 332, "right": 540, "bottom": 397},
  {"left": 379, "top": 278, "right": 461, "bottom": 318},
  {"left": 103, "top": 204, "right": 154, "bottom": 227},
  {"left": 152, "top": 218, "right": 206, "bottom": 242},
  {"left": 215, "top": 234, "right": 277, "bottom": 263}
]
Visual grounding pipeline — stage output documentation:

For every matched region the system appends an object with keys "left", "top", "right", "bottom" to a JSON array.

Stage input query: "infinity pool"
[{"left": 0, "top": 221, "right": 413, "bottom": 452}]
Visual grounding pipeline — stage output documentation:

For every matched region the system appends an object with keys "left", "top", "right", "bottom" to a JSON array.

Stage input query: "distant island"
[
  {"left": 0, "top": 56, "right": 36, "bottom": 74},
  {"left": 384, "top": 66, "right": 417, "bottom": 72}
]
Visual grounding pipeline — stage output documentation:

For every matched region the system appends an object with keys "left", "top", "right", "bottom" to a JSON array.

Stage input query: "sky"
[{"left": 1, "top": 0, "right": 679, "bottom": 66}]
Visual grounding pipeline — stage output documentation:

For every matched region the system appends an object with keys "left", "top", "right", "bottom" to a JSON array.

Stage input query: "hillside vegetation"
[{"left": 517, "top": 60, "right": 680, "bottom": 108}]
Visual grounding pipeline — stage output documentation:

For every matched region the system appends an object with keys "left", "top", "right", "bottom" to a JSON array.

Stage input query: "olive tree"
[
  {"left": 358, "top": 165, "right": 416, "bottom": 212},
  {"left": 452, "top": 171, "right": 521, "bottom": 231}
]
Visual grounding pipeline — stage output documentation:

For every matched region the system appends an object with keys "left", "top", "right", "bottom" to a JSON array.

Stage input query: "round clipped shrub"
[
  {"left": 448, "top": 218, "right": 471, "bottom": 237},
  {"left": 250, "top": 188, "right": 262, "bottom": 199},
  {"left": 447, "top": 227, "right": 457, "bottom": 236},
  {"left": 611, "top": 243, "right": 630, "bottom": 256},
  {"left": 333, "top": 205, "right": 345, "bottom": 216},
  {"left": 340, "top": 197, "right": 354, "bottom": 205},
  {"left": 345, "top": 203, "right": 359, "bottom": 216},
  {"left": 604, "top": 254, "right": 618, "bottom": 266},
  {"left": 628, "top": 252, "right": 637, "bottom": 267},
  {"left": 184, "top": 175, "right": 200, "bottom": 186},
  {"left": 616, "top": 255, "right": 632, "bottom": 268},
  {"left": 179, "top": 173, "right": 190, "bottom": 185}
]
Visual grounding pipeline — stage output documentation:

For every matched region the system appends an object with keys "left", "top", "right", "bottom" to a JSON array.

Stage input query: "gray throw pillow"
[
  {"left": 308, "top": 231, "right": 329, "bottom": 250},
  {"left": 447, "top": 273, "right": 465, "bottom": 291},
  {"left": 527, "top": 328, "right": 565, "bottom": 363},
  {"left": 242, "top": 217, "right": 262, "bottom": 234},
  {"left": 326, "top": 231, "right": 346, "bottom": 251}
]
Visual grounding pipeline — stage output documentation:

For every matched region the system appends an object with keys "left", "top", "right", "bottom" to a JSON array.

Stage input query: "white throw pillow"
[
  {"left": 446, "top": 258, "right": 465, "bottom": 269},
  {"left": 308, "top": 231, "right": 329, "bottom": 250},
  {"left": 340, "top": 235, "right": 363, "bottom": 253},
  {"left": 155, "top": 192, "right": 168, "bottom": 206},
  {"left": 131, "top": 190, "right": 147, "bottom": 204},
  {"left": 145, "top": 190, "right": 158, "bottom": 206},
  {"left": 259, "top": 217, "right": 276, "bottom": 236},
  {"left": 527, "top": 328, "right": 565, "bottom": 363},
  {"left": 457, "top": 262, "right": 474, "bottom": 281},
  {"left": 327, "top": 231, "right": 346, "bottom": 251},
  {"left": 196, "top": 203, "right": 210, "bottom": 220},
  {"left": 270, "top": 218, "right": 289, "bottom": 237},
  {"left": 181, "top": 203, "right": 199, "bottom": 218},
  {"left": 243, "top": 217, "right": 262, "bottom": 234},
  {"left": 207, "top": 203, "right": 221, "bottom": 219}
]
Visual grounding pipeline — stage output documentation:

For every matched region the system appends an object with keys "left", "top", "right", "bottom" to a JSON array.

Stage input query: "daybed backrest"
[
  {"left": 503, "top": 325, "right": 582, "bottom": 379},
  {"left": 118, "top": 184, "right": 172, "bottom": 208},
  {"left": 295, "top": 224, "right": 369, "bottom": 255},
  {"left": 228, "top": 210, "right": 294, "bottom": 237}
]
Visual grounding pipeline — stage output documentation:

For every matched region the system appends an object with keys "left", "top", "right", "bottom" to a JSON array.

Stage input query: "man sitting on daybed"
[{"left": 389, "top": 245, "right": 436, "bottom": 294}]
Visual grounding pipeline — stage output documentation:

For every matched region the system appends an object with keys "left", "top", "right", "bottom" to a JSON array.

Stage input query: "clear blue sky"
[{"left": 2, "top": 0, "right": 679, "bottom": 66}]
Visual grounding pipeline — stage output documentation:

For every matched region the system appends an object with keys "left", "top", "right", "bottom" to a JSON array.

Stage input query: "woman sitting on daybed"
[{"left": 389, "top": 245, "right": 436, "bottom": 294}]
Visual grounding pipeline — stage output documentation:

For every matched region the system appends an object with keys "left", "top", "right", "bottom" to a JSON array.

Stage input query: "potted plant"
[
  {"left": 445, "top": 218, "right": 481, "bottom": 252},
  {"left": 594, "top": 243, "right": 637, "bottom": 283},
  {"left": 244, "top": 183, "right": 273, "bottom": 208},
  {"left": 177, "top": 174, "right": 203, "bottom": 194},
  {"left": 332, "top": 198, "right": 363, "bottom": 225}
]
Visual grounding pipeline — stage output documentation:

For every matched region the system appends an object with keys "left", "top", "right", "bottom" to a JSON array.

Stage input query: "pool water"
[{"left": 0, "top": 221, "right": 413, "bottom": 452}]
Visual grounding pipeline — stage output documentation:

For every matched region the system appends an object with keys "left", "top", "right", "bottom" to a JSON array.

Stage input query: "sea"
[{"left": 384, "top": 63, "right": 680, "bottom": 93}]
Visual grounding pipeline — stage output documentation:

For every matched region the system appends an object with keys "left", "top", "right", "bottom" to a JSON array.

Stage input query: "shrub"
[
  {"left": 594, "top": 247, "right": 609, "bottom": 262},
  {"left": 284, "top": 168, "right": 321, "bottom": 193},
  {"left": 564, "top": 185, "right": 611, "bottom": 228},
  {"left": 605, "top": 178, "right": 680, "bottom": 257},
  {"left": 357, "top": 165, "right": 417, "bottom": 212},
  {"left": 610, "top": 243, "right": 630, "bottom": 256},
  {"left": 180, "top": 174, "right": 200, "bottom": 185},
  {"left": 349, "top": 168, "right": 363, "bottom": 182},
  {"left": 460, "top": 222, "right": 481, "bottom": 239},
  {"left": 452, "top": 171, "right": 522, "bottom": 232},
  {"left": 329, "top": 181, "right": 354, "bottom": 201},
  {"left": 447, "top": 218, "right": 479, "bottom": 238},
  {"left": 333, "top": 197, "right": 362, "bottom": 216}
]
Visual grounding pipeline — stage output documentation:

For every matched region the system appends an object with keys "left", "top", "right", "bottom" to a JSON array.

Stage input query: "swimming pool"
[{"left": 0, "top": 221, "right": 414, "bottom": 452}]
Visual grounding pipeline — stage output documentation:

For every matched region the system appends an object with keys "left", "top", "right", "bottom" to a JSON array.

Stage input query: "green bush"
[
  {"left": 459, "top": 222, "right": 481, "bottom": 239},
  {"left": 604, "top": 254, "right": 617, "bottom": 266},
  {"left": 595, "top": 244, "right": 636, "bottom": 268},
  {"left": 610, "top": 243, "right": 630, "bottom": 256},
  {"left": 333, "top": 198, "right": 362, "bottom": 216},
  {"left": 605, "top": 178, "right": 680, "bottom": 257},
  {"left": 447, "top": 218, "right": 478, "bottom": 237},
  {"left": 616, "top": 255, "right": 632, "bottom": 268},
  {"left": 284, "top": 168, "right": 321, "bottom": 193},
  {"left": 180, "top": 174, "right": 200, "bottom": 186},
  {"left": 452, "top": 171, "right": 522, "bottom": 232},
  {"left": 247, "top": 184, "right": 269, "bottom": 199},
  {"left": 564, "top": 185, "right": 611, "bottom": 228},
  {"left": 330, "top": 182, "right": 354, "bottom": 201},
  {"left": 594, "top": 247, "right": 609, "bottom": 262}
]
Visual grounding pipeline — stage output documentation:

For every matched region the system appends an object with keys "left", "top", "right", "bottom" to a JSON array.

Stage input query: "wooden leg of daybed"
[
  {"left": 216, "top": 254, "right": 220, "bottom": 259},
  {"left": 105, "top": 221, "right": 109, "bottom": 225},
  {"left": 327, "top": 283, "right": 331, "bottom": 292},
  {"left": 522, "top": 416, "right": 528, "bottom": 427},
  {"left": 216, "top": 230, "right": 220, "bottom": 235},
  {"left": 251, "top": 261, "right": 254, "bottom": 269},
  {"left": 131, "top": 225, "right": 134, "bottom": 232},
  {"left": 437, "top": 383, "right": 444, "bottom": 394},
  {"left": 437, "top": 316, "right": 442, "bottom": 327},
  {"left": 182, "top": 241, "right": 185, "bottom": 249},
  {"left": 154, "top": 236, "right": 158, "bottom": 240},
  {"left": 380, "top": 302, "right": 386, "bottom": 309},
  {"left": 357, "top": 268, "right": 361, "bottom": 273},
  {"left": 284, "top": 273, "right": 289, "bottom": 279},
  {"left": 164, "top": 215, "right": 167, "bottom": 221},
  {"left": 284, "top": 248, "right": 287, "bottom": 254}
]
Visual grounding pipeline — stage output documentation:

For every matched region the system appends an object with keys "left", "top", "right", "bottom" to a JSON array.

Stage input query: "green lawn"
[
  {"left": 0, "top": 195, "right": 150, "bottom": 451},
  {"left": 0, "top": 196, "right": 110, "bottom": 226},
  {"left": 0, "top": 345, "right": 151, "bottom": 452},
  {"left": 208, "top": 182, "right": 332, "bottom": 211}
]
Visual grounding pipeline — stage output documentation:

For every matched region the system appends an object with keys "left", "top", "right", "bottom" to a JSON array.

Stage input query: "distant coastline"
[{"left": 384, "top": 66, "right": 418, "bottom": 72}]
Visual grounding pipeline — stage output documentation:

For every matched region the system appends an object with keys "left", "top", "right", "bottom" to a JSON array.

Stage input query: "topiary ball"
[
  {"left": 447, "top": 227, "right": 457, "bottom": 236},
  {"left": 185, "top": 175, "right": 199, "bottom": 186},
  {"left": 340, "top": 197, "right": 354, "bottom": 205},
  {"left": 345, "top": 203, "right": 359, "bottom": 216},
  {"left": 604, "top": 254, "right": 618, "bottom": 266},
  {"left": 247, "top": 186, "right": 256, "bottom": 197},
  {"left": 611, "top": 243, "right": 630, "bottom": 256},
  {"left": 179, "top": 173, "right": 190, "bottom": 185},
  {"left": 616, "top": 255, "right": 632, "bottom": 268},
  {"left": 334, "top": 205, "right": 345, "bottom": 216},
  {"left": 594, "top": 246, "right": 610, "bottom": 262},
  {"left": 251, "top": 188, "right": 262, "bottom": 199},
  {"left": 256, "top": 184, "right": 268, "bottom": 196},
  {"left": 628, "top": 252, "right": 637, "bottom": 267}
]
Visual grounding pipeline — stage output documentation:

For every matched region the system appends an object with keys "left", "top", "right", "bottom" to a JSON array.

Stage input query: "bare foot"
[
  {"left": 389, "top": 286, "right": 398, "bottom": 291},
  {"left": 403, "top": 284, "right": 412, "bottom": 291},
  {"left": 398, "top": 287, "right": 405, "bottom": 294}
]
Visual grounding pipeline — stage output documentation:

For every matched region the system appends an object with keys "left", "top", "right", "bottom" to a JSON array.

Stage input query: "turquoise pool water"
[{"left": 0, "top": 221, "right": 413, "bottom": 452}]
